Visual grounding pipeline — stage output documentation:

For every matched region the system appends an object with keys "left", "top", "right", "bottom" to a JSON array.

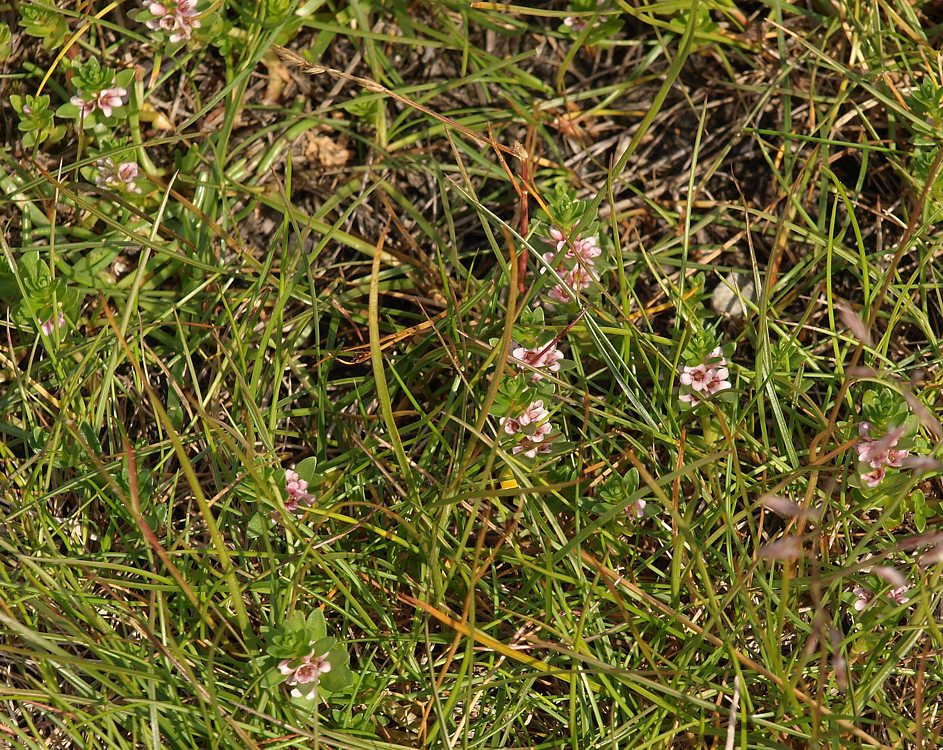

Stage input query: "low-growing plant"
[
  {"left": 10, "top": 94, "right": 65, "bottom": 148},
  {"left": 260, "top": 609, "right": 354, "bottom": 701}
]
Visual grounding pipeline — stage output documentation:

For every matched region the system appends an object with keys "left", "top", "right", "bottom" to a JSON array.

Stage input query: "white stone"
[{"left": 711, "top": 272, "right": 759, "bottom": 318}]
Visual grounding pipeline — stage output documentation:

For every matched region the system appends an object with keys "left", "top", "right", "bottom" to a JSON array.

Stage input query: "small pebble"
[{"left": 711, "top": 272, "right": 759, "bottom": 318}]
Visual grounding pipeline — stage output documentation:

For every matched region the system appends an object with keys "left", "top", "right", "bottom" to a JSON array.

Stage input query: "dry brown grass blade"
[
  {"left": 400, "top": 591, "right": 575, "bottom": 683},
  {"left": 339, "top": 311, "right": 449, "bottom": 364}
]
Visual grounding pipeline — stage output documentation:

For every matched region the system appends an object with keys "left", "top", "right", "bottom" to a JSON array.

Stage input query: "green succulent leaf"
[
  {"left": 295, "top": 457, "right": 319, "bottom": 485},
  {"left": 306, "top": 609, "right": 327, "bottom": 641}
]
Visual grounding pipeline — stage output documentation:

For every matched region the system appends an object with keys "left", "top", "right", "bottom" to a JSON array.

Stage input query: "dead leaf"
[
  {"left": 306, "top": 133, "right": 350, "bottom": 167},
  {"left": 263, "top": 52, "right": 292, "bottom": 105},
  {"left": 139, "top": 102, "right": 174, "bottom": 131}
]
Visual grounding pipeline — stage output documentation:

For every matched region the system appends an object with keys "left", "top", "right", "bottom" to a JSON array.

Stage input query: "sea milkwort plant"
[
  {"left": 507, "top": 307, "right": 572, "bottom": 383},
  {"left": 17, "top": 4, "right": 69, "bottom": 49},
  {"left": 534, "top": 185, "right": 610, "bottom": 309},
  {"left": 597, "top": 468, "right": 651, "bottom": 522},
  {"left": 261, "top": 609, "right": 353, "bottom": 701},
  {"left": 56, "top": 57, "right": 134, "bottom": 130},
  {"left": 4, "top": 251, "right": 81, "bottom": 342},
  {"left": 849, "top": 385, "right": 932, "bottom": 531},
  {"left": 81, "top": 140, "right": 148, "bottom": 197},
  {"left": 135, "top": 0, "right": 203, "bottom": 44},
  {"left": 677, "top": 329, "right": 734, "bottom": 410},
  {"left": 493, "top": 378, "right": 559, "bottom": 460},
  {"left": 491, "top": 307, "right": 572, "bottom": 461},
  {"left": 246, "top": 456, "right": 320, "bottom": 535},
  {"left": 10, "top": 94, "right": 65, "bottom": 149},
  {"left": 906, "top": 78, "right": 943, "bottom": 209}
]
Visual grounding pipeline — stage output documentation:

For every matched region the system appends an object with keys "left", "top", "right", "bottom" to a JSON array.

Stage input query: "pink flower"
[
  {"left": 529, "top": 421, "right": 553, "bottom": 443},
  {"left": 96, "top": 159, "right": 115, "bottom": 187},
  {"left": 500, "top": 416, "right": 525, "bottom": 436},
  {"left": 96, "top": 159, "right": 142, "bottom": 193},
  {"left": 569, "top": 264, "right": 597, "bottom": 287},
  {"left": 704, "top": 347, "right": 728, "bottom": 370},
  {"left": 277, "top": 652, "right": 332, "bottom": 699},
  {"left": 517, "top": 400, "right": 549, "bottom": 428},
  {"left": 145, "top": 0, "right": 200, "bottom": 42},
  {"left": 548, "top": 229, "right": 601, "bottom": 263},
  {"left": 511, "top": 342, "right": 564, "bottom": 381},
  {"left": 679, "top": 349, "right": 731, "bottom": 405},
  {"left": 96, "top": 87, "right": 127, "bottom": 117},
  {"left": 547, "top": 279, "right": 573, "bottom": 304},
  {"left": 856, "top": 424, "right": 910, "bottom": 484},
  {"left": 887, "top": 585, "right": 910, "bottom": 605},
  {"left": 117, "top": 162, "right": 141, "bottom": 189},
  {"left": 680, "top": 363, "right": 711, "bottom": 393},
  {"left": 862, "top": 448, "right": 889, "bottom": 468},
  {"left": 546, "top": 264, "right": 597, "bottom": 303},
  {"left": 500, "top": 417, "right": 520, "bottom": 435},
  {"left": 852, "top": 586, "right": 872, "bottom": 612},
  {"left": 705, "top": 366, "right": 731, "bottom": 396},
  {"left": 284, "top": 469, "right": 315, "bottom": 514},
  {"left": 860, "top": 466, "right": 886, "bottom": 487},
  {"left": 857, "top": 440, "right": 887, "bottom": 467},
  {"left": 40, "top": 311, "right": 66, "bottom": 335},
  {"left": 117, "top": 162, "right": 138, "bottom": 181},
  {"left": 169, "top": 17, "right": 201, "bottom": 43},
  {"left": 177, "top": 0, "right": 199, "bottom": 17},
  {"left": 631, "top": 499, "right": 646, "bottom": 519},
  {"left": 502, "top": 401, "right": 554, "bottom": 457},
  {"left": 541, "top": 225, "right": 602, "bottom": 306},
  {"left": 567, "top": 236, "right": 601, "bottom": 263},
  {"left": 512, "top": 436, "right": 554, "bottom": 459},
  {"left": 157, "top": 14, "right": 179, "bottom": 34},
  {"left": 71, "top": 95, "right": 96, "bottom": 116},
  {"left": 885, "top": 449, "right": 908, "bottom": 467}
]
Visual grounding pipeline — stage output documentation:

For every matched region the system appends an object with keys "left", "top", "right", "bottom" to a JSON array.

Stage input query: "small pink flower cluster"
[
  {"left": 852, "top": 584, "right": 909, "bottom": 612},
  {"left": 511, "top": 341, "right": 564, "bottom": 382},
  {"left": 277, "top": 651, "right": 332, "bottom": 700},
  {"left": 284, "top": 469, "right": 315, "bottom": 515},
  {"left": 96, "top": 158, "right": 141, "bottom": 193},
  {"left": 543, "top": 228, "right": 601, "bottom": 304},
  {"left": 500, "top": 400, "right": 555, "bottom": 458},
  {"left": 40, "top": 311, "right": 66, "bottom": 336},
  {"left": 144, "top": 0, "right": 201, "bottom": 43},
  {"left": 71, "top": 87, "right": 127, "bottom": 118},
  {"left": 678, "top": 348, "right": 731, "bottom": 405},
  {"left": 857, "top": 423, "right": 908, "bottom": 487}
]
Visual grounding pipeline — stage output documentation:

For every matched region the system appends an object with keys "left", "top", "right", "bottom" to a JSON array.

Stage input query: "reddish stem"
[{"left": 517, "top": 159, "right": 529, "bottom": 295}]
